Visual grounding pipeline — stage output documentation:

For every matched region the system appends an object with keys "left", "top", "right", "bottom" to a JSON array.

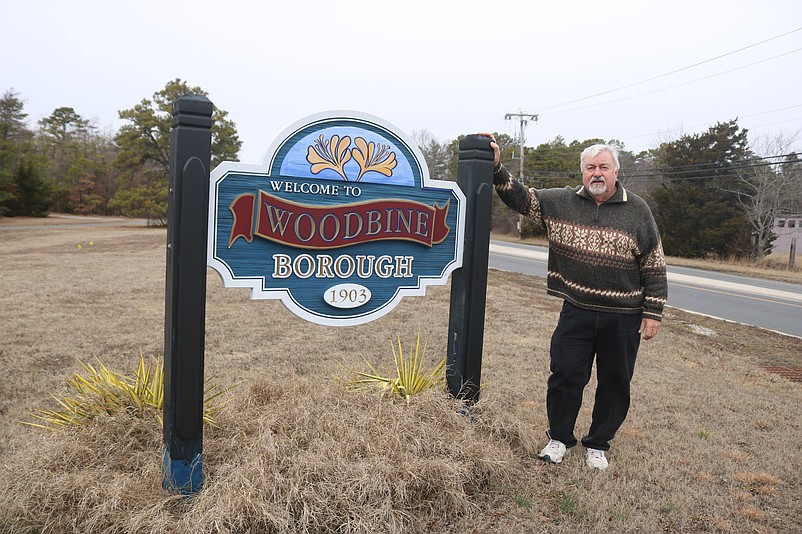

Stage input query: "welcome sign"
[{"left": 208, "top": 111, "right": 466, "bottom": 326}]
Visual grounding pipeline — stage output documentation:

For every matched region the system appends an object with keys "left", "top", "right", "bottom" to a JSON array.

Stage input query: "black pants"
[{"left": 546, "top": 301, "right": 642, "bottom": 451}]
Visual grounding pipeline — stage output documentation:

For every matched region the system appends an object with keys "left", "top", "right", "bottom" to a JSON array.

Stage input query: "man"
[{"left": 484, "top": 135, "right": 667, "bottom": 470}]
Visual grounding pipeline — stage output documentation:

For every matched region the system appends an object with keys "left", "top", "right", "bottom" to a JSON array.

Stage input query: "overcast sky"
[{"left": 4, "top": 0, "right": 801, "bottom": 163}]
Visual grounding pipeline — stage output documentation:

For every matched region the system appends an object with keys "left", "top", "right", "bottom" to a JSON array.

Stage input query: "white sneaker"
[
  {"left": 538, "top": 439, "right": 568, "bottom": 464},
  {"left": 585, "top": 448, "right": 608, "bottom": 470}
]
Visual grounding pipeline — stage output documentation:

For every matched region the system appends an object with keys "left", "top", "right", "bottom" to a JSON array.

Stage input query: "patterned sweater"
[{"left": 494, "top": 165, "right": 668, "bottom": 321}]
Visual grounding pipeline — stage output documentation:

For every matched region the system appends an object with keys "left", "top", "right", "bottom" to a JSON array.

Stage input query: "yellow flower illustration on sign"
[
  {"left": 352, "top": 137, "right": 397, "bottom": 182},
  {"left": 306, "top": 134, "right": 397, "bottom": 182},
  {"left": 307, "top": 134, "right": 352, "bottom": 181}
]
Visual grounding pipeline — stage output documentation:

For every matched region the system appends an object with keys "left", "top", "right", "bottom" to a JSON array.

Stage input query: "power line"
[
  {"left": 521, "top": 154, "right": 802, "bottom": 181},
  {"left": 527, "top": 167, "right": 802, "bottom": 186},
  {"left": 645, "top": 153, "right": 798, "bottom": 168},
  {"left": 484, "top": 102, "right": 802, "bottom": 155},
  {"left": 623, "top": 154, "right": 801, "bottom": 175},
  {"left": 533, "top": 27, "right": 802, "bottom": 113},
  {"left": 620, "top": 105, "right": 802, "bottom": 143},
  {"left": 741, "top": 104, "right": 802, "bottom": 119},
  {"left": 625, "top": 158, "right": 802, "bottom": 179},
  {"left": 497, "top": 109, "right": 801, "bottom": 156},
  {"left": 621, "top": 161, "right": 802, "bottom": 184},
  {"left": 745, "top": 116, "right": 802, "bottom": 131},
  {"left": 481, "top": 30, "right": 802, "bottom": 150},
  {"left": 538, "top": 47, "right": 802, "bottom": 117},
  {"left": 521, "top": 130, "right": 801, "bottom": 161}
]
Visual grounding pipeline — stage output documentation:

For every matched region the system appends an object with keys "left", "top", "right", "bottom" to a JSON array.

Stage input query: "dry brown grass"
[{"left": 1, "top": 217, "right": 801, "bottom": 533}]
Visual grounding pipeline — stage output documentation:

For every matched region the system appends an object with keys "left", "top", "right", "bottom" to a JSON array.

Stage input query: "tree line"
[
  {"left": 2, "top": 79, "right": 800, "bottom": 259},
  {"left": 416, "top": 123, "right": 801, "bottom": 260},
  {"left": 0, "top": 79, "right": 240, "bottom": 226}
]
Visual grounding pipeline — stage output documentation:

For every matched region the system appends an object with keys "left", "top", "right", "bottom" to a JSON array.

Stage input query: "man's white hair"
[{"left": 580, "top": 144, "right": 620, "bottom": 171}]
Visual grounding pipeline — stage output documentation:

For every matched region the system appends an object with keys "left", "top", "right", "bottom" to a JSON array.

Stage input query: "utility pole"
[{"left": 504, "top": 110, "right": 538, "bottom": 235}]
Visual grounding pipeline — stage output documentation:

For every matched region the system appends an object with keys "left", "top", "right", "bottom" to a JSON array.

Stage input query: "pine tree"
[
  {"left": 111, "top": 79, "right": 241, "bottom": 224},
  {"left": 9, "top": 158, "right": 51, "bottom": 217},
  {"left": 0, "top": 89, "right": 33, "bottom": 215},
  {"left": 650, "top": 120, "right": 753, "bottom": 258}
]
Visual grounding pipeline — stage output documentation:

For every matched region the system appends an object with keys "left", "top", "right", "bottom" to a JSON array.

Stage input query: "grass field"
[{"left": 1, "top": 216, "right": 800, "bottom": 533}]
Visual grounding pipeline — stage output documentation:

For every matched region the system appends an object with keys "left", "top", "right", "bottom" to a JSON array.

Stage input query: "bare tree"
[
  {"left": 725, "top": 131, "right": 802, "bottom": 258},
  {"left": 411, "top": 129, "right": 454, "bottom": 181}
]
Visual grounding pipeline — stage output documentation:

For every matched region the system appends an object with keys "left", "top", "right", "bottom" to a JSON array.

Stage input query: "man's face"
[{"left": 582, "top": 151, "right": 618, "bottom": 202}]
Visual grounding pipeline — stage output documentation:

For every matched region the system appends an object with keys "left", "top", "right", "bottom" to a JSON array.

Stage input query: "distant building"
[{"left": 772, "top": 214, "right": 801, "bottom": 254}]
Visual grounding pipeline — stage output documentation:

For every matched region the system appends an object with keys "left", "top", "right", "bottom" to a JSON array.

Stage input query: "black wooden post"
[
  {"left": 447, "top": 134, "right": 495, "bottom": 404},
  {"left": 163, "top": 94, "right": 213, "bottom": 494}
]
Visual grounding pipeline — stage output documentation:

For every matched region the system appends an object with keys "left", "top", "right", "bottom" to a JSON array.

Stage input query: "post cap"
[
  {"left": 172, "top": 94, "right": 213, "bottom": 128},
  {"left": 172, "top": 94, "right": 213, "bottom": 117},
  {"left": 459, "top": 134, "right": 494, "bottom": 161}
]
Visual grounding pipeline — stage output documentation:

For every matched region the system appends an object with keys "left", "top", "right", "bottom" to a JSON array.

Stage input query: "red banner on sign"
[{"left": 229, "top": 191, "right": 450, "bottom": 249}]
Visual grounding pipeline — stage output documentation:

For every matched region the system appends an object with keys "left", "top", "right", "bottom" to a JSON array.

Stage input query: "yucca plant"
[
  {"left": 24, "top": 353, "right": 233, "bottom": 430},
  {"left": 343, "top": 334, "right": 447, "bottom": 402}
]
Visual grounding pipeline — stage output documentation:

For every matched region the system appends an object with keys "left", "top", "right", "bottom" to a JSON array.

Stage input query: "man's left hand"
[{"left": 639, "top": 318, "right": 661, "bottom": 340}]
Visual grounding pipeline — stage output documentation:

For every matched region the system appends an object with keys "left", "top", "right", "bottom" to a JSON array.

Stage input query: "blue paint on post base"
[{"left": 162, "top": 445, "right": 202, "bottom": 495}]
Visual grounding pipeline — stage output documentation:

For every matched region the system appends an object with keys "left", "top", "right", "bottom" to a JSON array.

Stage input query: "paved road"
[{"left": 489, "top": 241, "right": 802, "bottom": 338}]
